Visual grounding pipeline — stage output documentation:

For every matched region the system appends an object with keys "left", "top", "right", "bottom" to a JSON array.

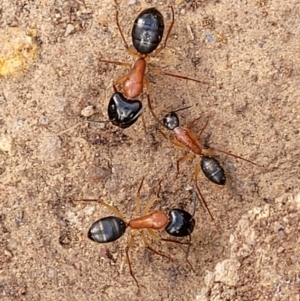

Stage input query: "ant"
[
  {"left": 160, "top": 107, "right": 264, "bottom": 221},
  {"left": 88, "top": 4, "right": 207, "bottom": 128},
  {"left": 80, "top": 178, "right": 196, "bottom": 287}
]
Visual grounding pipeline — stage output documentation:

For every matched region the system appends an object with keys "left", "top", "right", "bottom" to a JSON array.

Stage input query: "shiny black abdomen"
[
  {"left": 108, "top": 92, "right": 143, "bottom": 128},
  {"left": 201, "top": 156, "right": 226, "bottom": 185},
  {"left": 165, "top": 209, "right": 195, "bottom": 237},
  {"left": 132, "top": 8, "right": 164, "bottom": 55},
  {"left": 88, "top": 216, "right": 126, "bottom": 243}
]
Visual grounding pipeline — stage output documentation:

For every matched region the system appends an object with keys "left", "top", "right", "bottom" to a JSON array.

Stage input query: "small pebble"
[
  {"left": 81, "top": 105, "right": 95, "bottom": 117},
  {"left": 0, "top": 135, "right": 13, "bottom": 152},
  {"left": 39, "top": 115, "right": 49, "bottom": 125},
  {"left": 64, "top": 24, "right": 75, "bottom": 37}
]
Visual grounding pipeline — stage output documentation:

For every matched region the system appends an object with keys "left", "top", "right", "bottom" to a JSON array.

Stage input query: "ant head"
[
  {"left": 165, "top": 209, "right": 195, "bottom": 237},
  {"left": 162, "top": 106, "right": 192, "bottom": 130},
  {"left": 108, "top": 92, "right": 144, "bottom": 128},
  {"left": 162, "top": 112, "right": 180, "bottom": 130}
]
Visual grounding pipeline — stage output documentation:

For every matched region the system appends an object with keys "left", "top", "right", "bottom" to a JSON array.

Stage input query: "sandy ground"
[{"left": 0, "top": 0, "right": 299, "bottom": 300}]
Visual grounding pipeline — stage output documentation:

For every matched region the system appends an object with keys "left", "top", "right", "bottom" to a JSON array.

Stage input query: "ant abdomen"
[
  {"left": 201, "top": 156, "right": 226, "bottom": 185},
  {"left": 132, "top": 8, "right": 164, "bottom": 55},
  {"left": 88, "top": 216, "right": 127, "bottom": 243}
]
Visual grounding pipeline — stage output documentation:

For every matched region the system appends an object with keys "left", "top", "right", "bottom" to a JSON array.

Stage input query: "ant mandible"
[
  {"left": 89, "top": 4, "right": 207, "bottom": 128},
  {"left": 80, "top": 178, "right": 196, "bottom": 287},
  {"left": 160, "top": 108, "right": 264, "bottom": 221}
]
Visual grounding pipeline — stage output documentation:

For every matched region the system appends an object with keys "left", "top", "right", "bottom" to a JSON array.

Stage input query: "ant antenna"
[
  {"left": 87, "top": 119, "right": 111, "bottom": 125},
  {"left": 172, "top": 105, "right": 193, "bottom": 114}
]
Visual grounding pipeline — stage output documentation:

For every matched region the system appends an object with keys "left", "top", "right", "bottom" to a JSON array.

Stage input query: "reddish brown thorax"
[
  {"left": 174, "top": 127, "right": 202, "bottom": 155},
  {"left": 129, "top": 211, "right": 169, "bottom": 230},
  {"left": 123, "top": 58, "right": 146, "bottom": 99}
]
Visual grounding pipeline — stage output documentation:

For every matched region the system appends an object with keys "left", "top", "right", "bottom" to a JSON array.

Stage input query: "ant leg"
[
  {"left": 141, "top": 178, "right": 163, "bottom": 215},
  {"left": 141, "top": 231, "right": 170, "bottom": 260},
  {"left": 171, "top": 139, "right": 186, "bottom": 148},
  {"left": 186, "top": 128, "right": 203, "bottom": 146},
  {"left": 158, "top": 129, "right": 169, "bottom": 140},
  {"left": 135, "top": 177, "right": 144, "bottom": 216},
  {"left": 144, "top": 77, "right": 162, "bottom": 125},
  {"left": 162, "top": 6, "right": 175, "bottom": 47},
  {"left": 156, "top": 179, "right": 163, "bottom": 197},
  {"left": 142, "top": 197, "right": 158, "bottom": 216},
  {"left": 126, "top": 233, "right": 139, "bottom": 287},
  {"left": 187, "top": 116, "right": 202, "bottom": 130},
  {"left": 199, "top": 119, "right": 209, "bottom": 138},
  {"left": 160, "top": 238, "right": 190, "bottom": 245},
  {"left": 149, "top": 6, "right": 175, "bottom": 57},
  {"left": 141, "top": 114, "right": 147, "bottom": 134},
  {"left": 114, "top": 9, "right": 138, "bottom": 56},
  {"left": 148, "top": 67, "right": 208, "bottom": 85},
  {"left": 176, "top": 153, "right": 194, "bottom": 176},
  {"left": 114, "top": 73, "right": 130, "bottom": 86},
  {"left": 209, "top": 147, "right": 264, "bottom": 168},
  {"left": 194, "top": 162, "right": 214, "bottom": 221},
  {"left": 100, "top": 58, "right": 132, "bottom": 68},
  {"left": 195, "top": 118, "right": 264, "bottom": 168},
  {"left": 186, "top": 119, "right": 210, "bottom": 147},
  {"left": 161, "top": 237, "right": 194, "bottom": 271},
  {"left": 158, "top": 128, "right": 186, "bottom": 150},
  {"left": 76, "top": 199, "right": 126, "bottom": 220},
  {"left": 147, "top": 228, "right": 160, "bottom": 240},
  {"left": 115, "top": 9, "right": 128, "bottom": 50}
]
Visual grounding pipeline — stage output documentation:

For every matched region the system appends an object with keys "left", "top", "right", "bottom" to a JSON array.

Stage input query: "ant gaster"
[
  {"left": 161, "top": 108, "right": 263, "bottom": 221},
  {"left": 82, "top": 178, "right": 196, "bottom": 287},
  {"left": 89, "top": 4, "right": 207, "bottom": 128}
]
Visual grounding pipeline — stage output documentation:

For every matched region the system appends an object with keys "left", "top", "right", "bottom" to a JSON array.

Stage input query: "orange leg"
[
  {"left": 158, "top": 129, "right": 169, "bottom": 140},
  {"left": 211, "top": 147, "right": 264, "bottom": 168},
  {"left": 199, "top": 119, "right": 209, "bottom": 137},
  {"left": 147, "top": 228, "right": 160, "bottom": 240},
  {"left": 187, "top": 116, "right": 202, "bottom": 130},
  {"left": 171, "top": 139, "right": 186, "bottom": 148},
  {"left": 194, "top": 162, "right": 214, "bottom": 221},
  {"left": 135, "top": 177, "right": 161, "bottom": 216},
  {"left": 187, "top": 129, "right": 202, "bottom": 146},
  {"left": 193, "top": 117, "right": 264, "bottom": 168},
  {"left": 125, "top": 233, "right": 139, "bottom": 287},
  {"left": 142, "top": 197, "right": 158, "bottom": 216},
  {"left": 147, "top": 67, "right": 208, "bottom": 84},
  {"left": 176, "top": 153, "right": 194, "bottom": 176},
  {"left": 135, "top": 188, "right": 142, "bottom": 217},
  {"left": 115, "top": 8, "right": 139, "bottom": 56},
  {"left": 141, "top": 231, "right": 170, "bottom": 260},
  {"left": 114, "top": 73, "right": 130, "bottom": 86},
  {"left": 144, "top": 77, "right": 162, "bottom": 126},
  {"left": 99, "top": 58, "right": 132, "bottom": 68},
  {"left": 76, "top": 199, "right": 126, "bottom": 220}
]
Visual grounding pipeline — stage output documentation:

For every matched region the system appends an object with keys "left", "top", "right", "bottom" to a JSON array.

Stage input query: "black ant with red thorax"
[
  {"left": 159, "top": 107, "right": 264, "bottom": 220},
  {"left": 78, "top": 178, "right": 197, "bottom": 287},
  {"left": 88, "top": 4, "right": 206, "bottom": 128}
]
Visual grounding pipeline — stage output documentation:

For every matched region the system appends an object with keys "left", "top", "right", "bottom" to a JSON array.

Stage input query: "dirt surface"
[{"left": 0, "top": 0, "right": 299, "bottom": 300}]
